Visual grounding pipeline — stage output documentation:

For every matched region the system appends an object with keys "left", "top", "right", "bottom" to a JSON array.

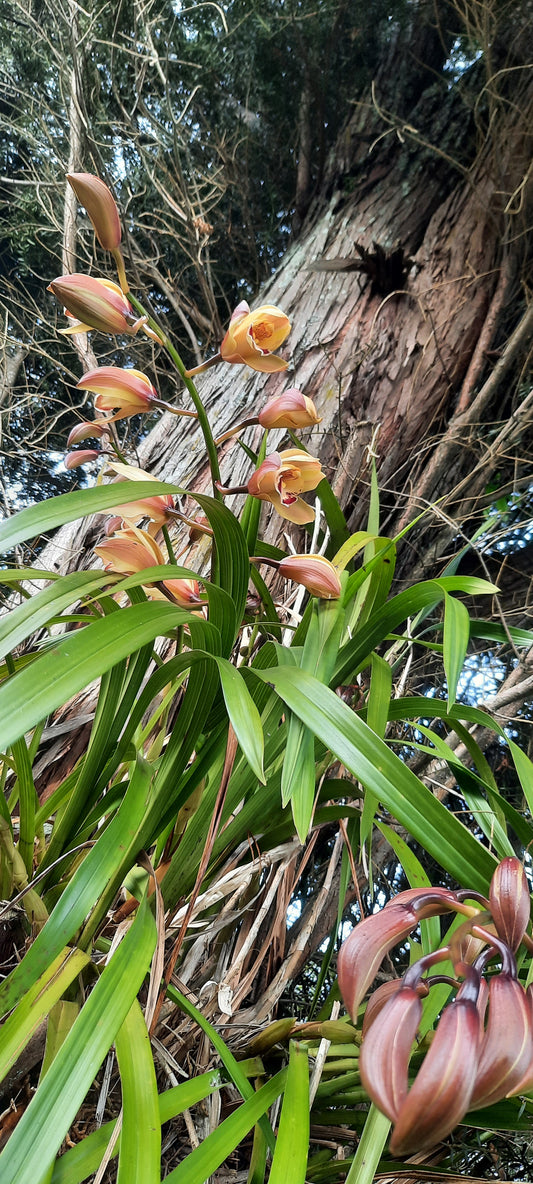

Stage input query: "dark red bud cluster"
[{"left": 338, "top": 857, "right": 533, "bottom": 1155}]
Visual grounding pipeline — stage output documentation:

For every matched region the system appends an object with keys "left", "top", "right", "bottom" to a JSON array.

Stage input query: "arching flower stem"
[
  {"left": 127, "top": 290, "right": 222, "bottom": 498},
  {"left": 214, "top": 417, "right": 260, "bottom": 445}
]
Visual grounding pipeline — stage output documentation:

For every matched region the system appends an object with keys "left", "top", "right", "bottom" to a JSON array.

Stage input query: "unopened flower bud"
[
  {"left": 360, "top": 985, "right": 422, "bottom": 1123},
  {"left": 388, "top": 979, "right": 482, "bottom": 1156},
  {"left": 48, "top": 275, "right": 136, "bottom": 336},
  {"left": 67, "top": 421, "right": 107, "bottom": 446},
  {"left": 278, "top": 554, "right": 342, "bottom": 599},
  {"left": 64, "top": 449, "right": 100, "bottom": 469},
  {"left": 338, "top": 888, "right": 460, "bottom": 1021},
  {"left": 470, "top": 973, "right": 533, "bottom": 1108},
  {"left": 67, "top": 172, "right": 122, "bottom": 251},
  {"left": 489, "top": 857, "right": 530, "bottom": 952},
  {"left": 258, "top": 389, "right": 321, "bottom": 429}
]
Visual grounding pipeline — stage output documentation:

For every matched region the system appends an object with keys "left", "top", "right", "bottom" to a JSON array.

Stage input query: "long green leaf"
[
  {"left": 194, "top": 493, "right": 250, "bottom": 636},
  {"left": 166, "top": 983, "right": 275, "bottom": 1150},
  {"left": 0, "top": 947, "right": 89, "bottom": 1084},
  {"left": 0, "top": 481, "right": 182, "bottom": 555},
  {"left": 164, "top": 1070, "right": 287, "bottom": 1184},
  {"left": 443, "top": 592, "right": 470, "bottom": 709},
  {"left": 344, "top": 1103, "right": 390, "bottom": 1184},
  {"left": 0, "top": 898, "right": 156, "bottom": 1184},
  {"left": 268, "top": 1042, "right": 309, "bottom": 1184},
  {"left": 0, "top": 600, "right": 197, "bottom": 752},
  {"left": 0, "top": 755, "right": 154, "bottom": 1017},
  {"left": 255, "top": 666, "right": 497, "bottom": 891},
  {"left": 333, "top": 577, "right": 498, "bottom": 685},
  {"left": 50, "top": 1071, "right": 225, "bottom": 1184},
  {"left": 0, "top": 571, "right": 114, "bottom": 660},
  {"left": 115, "top": 1000, "right": 161, "bottom": 1184},
  {"left": 216, "top": 657, "right": 265, "bottom": 782}
]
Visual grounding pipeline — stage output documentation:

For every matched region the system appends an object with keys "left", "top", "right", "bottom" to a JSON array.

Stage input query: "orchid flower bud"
[
  {"left": 470, "top": 973, "right": 533, "bottom": 1108},
  {"left": 362, "top": 979, "right": 404, "bottom": 1037},
  {"left": 67, "top": 421, "right": 107, "bottom": 446},
  {"left": 64, "top": 449, "right": 100, "bottom": 469},
  {"left": 359, "top": 985, "right": 422, "bottom": 1124},
  {"left": 509, "top": 984, "right": 533, "bottom": 1095},
  {"left": 258, "top": 389, "right": 321, "bottom": 429},
  {"left": 388, "top": 975, "right": 482, "bottom": 1156},
  {"left": 247, "top": 449, "right": 324, "bottom": 524},
  {"left": 338, "top": 888, "right": 460, "bottom": 1021},
  {"left": 489, "top": 857, "right": 531, "bottom": 952},
  {"left": 48, "top": 275, "right": 138, "bottom": 336},
  {"left": 67, "top": 173, "right": 122, "bottom": 251},
  {"left": 278, "top": 554, "right": 342, "bottom": 599},
  {"left": 76, "top": 367, "right": 158, "bottom": 422},
  {"left": 220, "top": 301, "right": 291, "bottom": 373}
]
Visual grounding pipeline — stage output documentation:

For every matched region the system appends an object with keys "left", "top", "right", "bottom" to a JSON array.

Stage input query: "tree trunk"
[{"left": 41, "top": 6, "right": 532, "bottom": 592}]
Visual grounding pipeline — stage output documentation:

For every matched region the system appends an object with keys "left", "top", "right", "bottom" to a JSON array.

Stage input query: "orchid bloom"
[
  {"left": 76, "top": 367, "right": 158, "bottom": 423},
  {"left": 278, "top": 554, "right": 341, "bottom": 599},
  {"left": 220, "top": 301, "right": 291, "bottom": 373},
  {"left": 258, "top": 388, "right": 321, "bottom": 429},
  {"left": 103, "top": 462, "right": 174, "bottom": 534},
  {"left": 94, "top": 526, "right": 201, "bottom": 607},
  {"left": 48, "top": 275, "right": 142, "bottom": 336},
  {"left": 247, "top": 449, "right": 324, "bottom": 523}
]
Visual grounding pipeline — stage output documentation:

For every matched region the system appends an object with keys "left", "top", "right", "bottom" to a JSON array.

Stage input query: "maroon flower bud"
[
  {"left": 489, "top": 857, "right": 530, "bottom": 952},
  {"left": 362, "top": 979, "right": 404, "bottom": 1037},
  {"left": 64, "top": 449, "right": 100, "bottom": 469},
  {"left": 338, "top": 888, "right": 460, "bottom": 1021},
  {"left": 470, "top": 973, "right": 533, "bottom": 1108},
  {"left": 510, "top": 984, "right": 533, "bottom": 1095},
  {"left": 360, "top": 985, "right": 422, "bottom": 1123},
  {"left": 389, "top": 974, "right": 482, "bottom": 1156}
]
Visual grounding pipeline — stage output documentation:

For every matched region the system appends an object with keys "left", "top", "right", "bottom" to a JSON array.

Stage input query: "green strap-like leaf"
[
  {"left": 194, "top": 493, "right": 250, "bottom": 636},
  {"left": 0, "top": 570, "right": 114, "bottom": 660},
  {"left": 164, "top": 1070, "right": 287, "bottom": 1184},
  {"left": 115, "top": 1000, "right": 161, "bottom": 1184},
  {"left": 0, "top": 947, "right": 89, "bottom": 1085},
  {"left": 268, "top": 1042, "right": 309, "bottom": 1184},
  {"left": 255, "top": 666, "right": 497, "bottom": 892},
  {"left": 216, "top": 657, "right": 265, "bottom": 782},
  {"left": 50, "top": 1071, "right": 225, "bottom": 1184},
  {"left": 0, "top": 898, "right": 156, "bottom": 1184},
  {"left": 344, "top": 1103, "right": 391, "bottom": 1184},
  {"left": 334, "top": 577, "right": 497, "bottom": 686},
  {"left": 0, "top": 755, "right": 154, "bottom": 1018},
  {"left": 443, "top": 591, "right": 470, "bottom": 709},
  {"left": 0, "top": 480, "right": 183, "bottom": 556},
  {"left": 166, "top": 983, "right": 275, "bottom": 1150},
  {"left": 0, "top": 600, "right": 198, "bottom": 753}
]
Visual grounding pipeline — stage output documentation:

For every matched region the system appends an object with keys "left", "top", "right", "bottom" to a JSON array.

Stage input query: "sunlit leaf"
[{"left": 0, "top": 898, "right": 156, "bottom": 1184}]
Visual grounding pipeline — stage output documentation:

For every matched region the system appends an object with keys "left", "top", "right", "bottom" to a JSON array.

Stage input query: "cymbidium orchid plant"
[
  {"left": 2, "top": 167, "right": 532, "bottom": 1184},
  {"left": 338, "top": 857, "right": 533, "bottom": 1156}
]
